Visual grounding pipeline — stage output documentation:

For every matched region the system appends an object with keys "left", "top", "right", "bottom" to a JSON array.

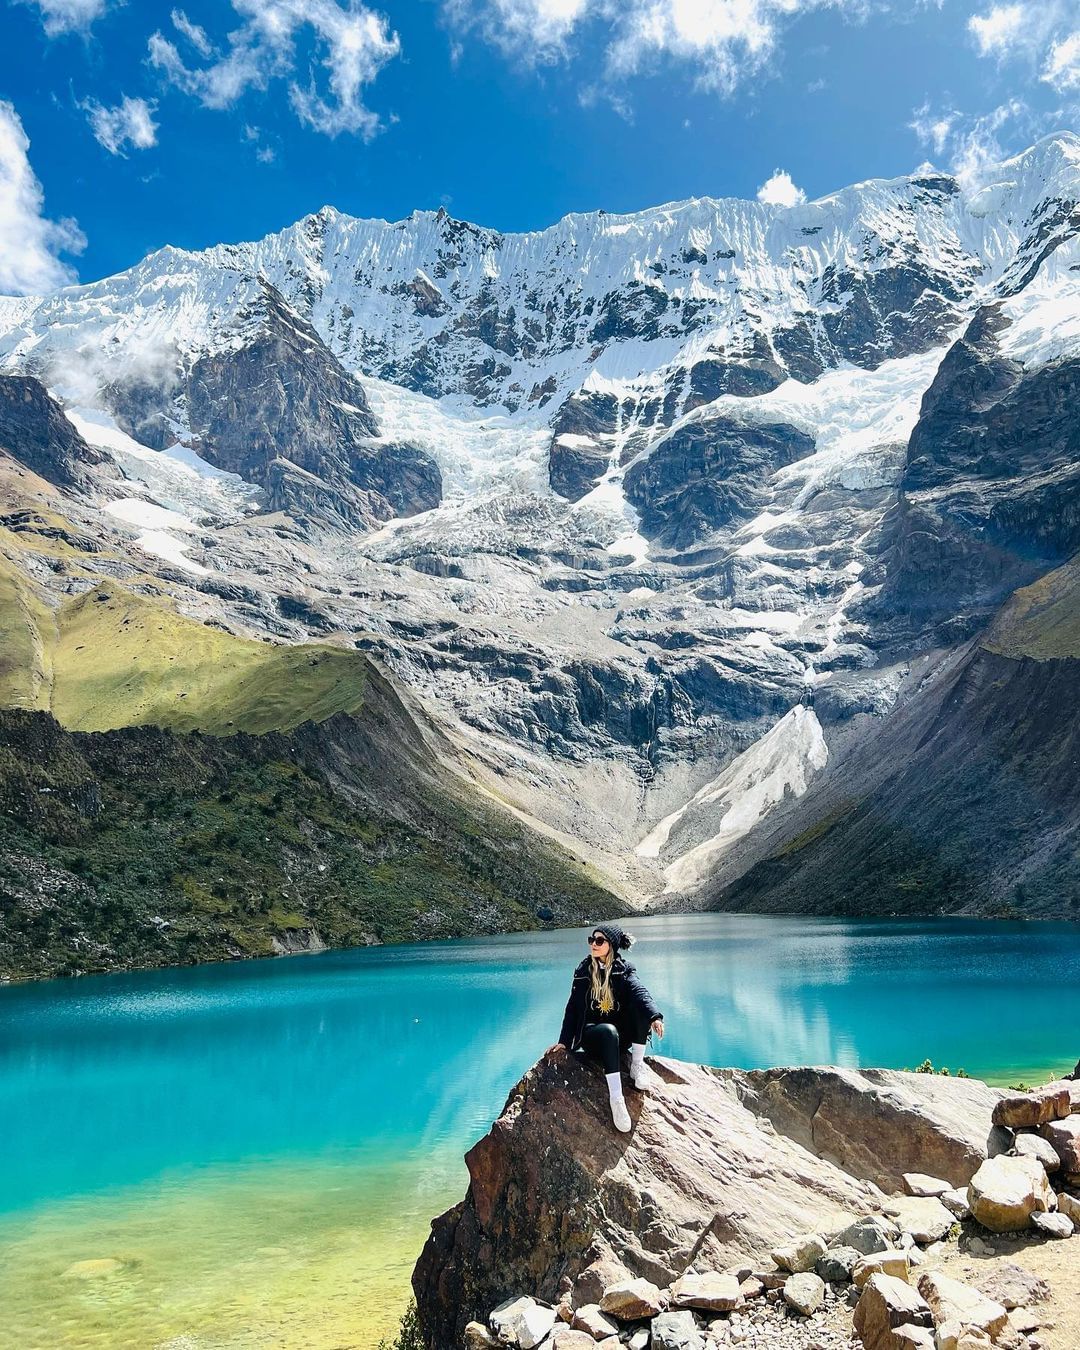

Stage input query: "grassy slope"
[{"left": 0, "top": 535, "right": 623, "bottom": 979}]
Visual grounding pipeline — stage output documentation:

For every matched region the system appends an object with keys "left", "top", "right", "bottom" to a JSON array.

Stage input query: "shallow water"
[{"left": 1, "top": 912, "right": 1078, "bottom": 1348}]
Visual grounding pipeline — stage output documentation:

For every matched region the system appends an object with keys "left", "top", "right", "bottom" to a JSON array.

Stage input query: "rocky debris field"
[{"left": 413, "top": 1055, "right": 1080, "bottom": 1350}]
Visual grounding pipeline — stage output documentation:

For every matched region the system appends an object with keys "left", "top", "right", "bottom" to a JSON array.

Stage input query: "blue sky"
[{"left": 1, "top": 0, "right": 1078, "bottom": 291}]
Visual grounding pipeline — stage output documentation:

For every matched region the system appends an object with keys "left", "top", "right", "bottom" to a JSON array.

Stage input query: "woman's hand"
[
  {"left": 651, "top": 1019, "right": 664, "bottom": 1040},
  {"left": 548, "top": 1043, "right": 566, "bottom": 1054}
]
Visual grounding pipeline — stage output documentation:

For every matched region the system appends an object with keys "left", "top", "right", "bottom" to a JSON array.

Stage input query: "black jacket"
[{"left": 558, "top": 955, "right": 663, "bottom": 1052}]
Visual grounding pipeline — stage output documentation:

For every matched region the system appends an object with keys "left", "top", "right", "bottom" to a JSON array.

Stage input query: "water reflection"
[{"left": 0, "top": 912, "right": 1078, "bottom": 1216}]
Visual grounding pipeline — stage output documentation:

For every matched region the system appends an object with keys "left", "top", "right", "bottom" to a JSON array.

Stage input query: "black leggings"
[{"left": 581, "top": 1011, "right": 653, "bottom": 1075}]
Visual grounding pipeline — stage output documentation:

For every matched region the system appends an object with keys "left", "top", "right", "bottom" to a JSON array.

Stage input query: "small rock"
[
  {"left": 464, "top": 1321, "right": 499, "bottom": 1349},
  {"left": 915, "top": 1271, "right": 1008, "bottom": 1341},
  {"left": 993, "top": 1088, "right": 1071, "bottom": 1129},
  {"left": 967, "top": 1155, "right": 1054, "bottom": 1232},
  {"left": 650, "top": 1309, "right": 704, "bottom": 1350},
  {"left": 816, "top": 1246, "right": 861, "bottom": 1282},
  {"left": 599, "top": 1278, "right": 666, "bottom": 1320},
  {"left": 853, "top": 1250, "right": 911, "bottom": 1288},
  {"left": 903, "top": 1173, "right": 950, "bottom": 1198},
  {"left": 1057, "top": 1191, "right": 1080, "bottom": 1223},
  {"left": 770, "top": 1233, "right": 827, "bottom": 1274},
  {"left": 890, "top": 1327, "right": 934, "bottom": 1350},
  {"left": 1007, "top": 1307, "right": 1041, "bottom": 1335},
  {"left": 852, "top": 1273, "right": 933, "bottom": 1348},
  {"left": 738, "top": 1276, "right": 765, "bottom": 1301},
  {"left": 832, "top": 1218, "right": 896, "bottom": 1255},
  {"left": 670, "top": 1272, "right": 742, "bottom": 1313},
  {"left": 570, "top": 1304, "right": 619, "bottom": 1338},
  {"left": 627, "top": 1331, "right": 650, "bottom": 1350},
  {"left": 782, "top": 1272, "right": 825, "bottom": 1315},
  {"left": 881, "top": 1195, "right": 955, "bottom": 1243},
  {"left": 966, "top": 1236, "right": 995, "bottom": 1257},
  {"left": 977, "top": 1262, "right": 1050, "bottom": 1309},
  {"left": 1030, "top": 1210, "right": 1073, "bottom": 1238},
  {"left": 1011, "top": 1133, "right": 1061, "bottom": 1171},
  {"left": 547, "top": 1331, "right": 596, "bottom": 1350},
  {"left": 490, "top": 1296, "right": 557, "bottom": 1350},
  {"left": 940, "top": 1188, "right": 971, "bottom": 1219}
]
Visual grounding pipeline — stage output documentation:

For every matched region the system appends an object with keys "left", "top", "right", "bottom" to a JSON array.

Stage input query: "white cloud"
[
  {"left": 446, "top": 0, "right": 868, "bottom": 94},
  {"left": 0, "top": 101, "right": 85, "bottom": 295},
  {"left": 757, "top": 168, "right": 806, "bottom": 207},
  {"left": 909, "top": 98, "right": 1036, "bottom": 189},
  {"left": 170, "top": 8, "right": 213, "bottom": 58},
  {"left": 968, "top": 3, "right": 1026, "bottom": 57},
  {"left": 1043, "top": 31, "right": 1080, "bottom": 91},
  {"left": 82, "top": 96, "right": 159, "bottom": 155},
  {"left": 149, "top": 0, "right": 401, "bottom": 139},
  {"left": 19, "top": 0, "right": 107, "bottom": 36}
]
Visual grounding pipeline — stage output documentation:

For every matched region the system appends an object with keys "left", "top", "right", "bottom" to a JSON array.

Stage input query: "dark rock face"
[
  {"left": 623, "top": 416, "right": 816, "bottom": 549},
  {"left": 0, "top": 376, "right": 104, "bottom": 487},
  {"left": 187, "top": 283, "right": 442, "bottom": 529},
  {"left": 704, "top": 633, "right": 1080, "bottom": 921},
  {"left": 683, "top": 337, "right": 786, "bottom": 411},
  {"left": 865, "top": 307, "right": 1080, "bottom": 650}
]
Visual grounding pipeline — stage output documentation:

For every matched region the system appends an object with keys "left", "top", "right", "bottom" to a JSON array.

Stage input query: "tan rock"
[
  {"left": 976, "top": 1261, "right": 1051, "bottom": 1309},
  {"left": 738, "top": 1276, "right": 765, "bottom": 1301},
  {"left": 1007, "top": 1307, "right": 1041, "bottom": 1335},
  {"left": 548, "top": 1331, "right": 596, "bottom": 1350},
  {"left": 1030, "top": 1210, "right": 1073, "bottom": 1238},
  {"left": 598, "top": 1278, "right": 665, "bottom": 1320},
  {"left": 915, "top": 1271, "right": 1008, "bottom": 1340},
  {"left": 670, "top": 1271, "right": 742, "bottom": 1312},
  {"left": 890, "top": 1328, "right": 935, "bottom": 1350},
  {"left": 570, "top": 1304, "right": 619, "bottom": 1339},
  {"left": 733, "top": 1066, "right": 1004, "bottom": 1192},
  {"left": 464, "top": 1321, "right": 499, "bottom": 1349},
  {"left": 595, "top": 1340, "right": 621, "bottom": 1350},
  {"left": 853, "top": 1250, "right": 912, "bottom": 1288},
  {"left": 782, "top": 1271, "right": 824, "bottom": 1315},
  {"left": 1011, "top": 1132, "right": 1061, "bottom": 1171},
  {"left": 1057, "top": 1190, "right": 1080, "bottom": 1223},
  {"left": 1039, "top": 1116, "right": 1080, "bottom": 1172},
  {"left": 940, "top": 1188, "right": 970, "bottom": 1219},
  {"left": 882, "top": 1195, "right": 956, "bottom": 1243},
  {"left": 903, "top": 1173, "right": 951, "bottom": 1197},
  {"left": 967, "top": 1154, "right": 1054, "bottom": 1232},
  {"left": 853, "top": 1273, "right": 933, "bottom": 1349},
  {"left": 61, "top": 1258, "right": 123, "bottom": 1279},
  {"left": 771, "top": 1232, "right": 827, "bottom": 1273},
  {"left": 992, "top": 1088, "right": 1071, "bottom": 1130}
]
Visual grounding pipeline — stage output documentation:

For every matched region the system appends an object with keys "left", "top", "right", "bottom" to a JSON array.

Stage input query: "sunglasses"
[{"left": 588, "top": 934, "right": 608, "bottom": 946}]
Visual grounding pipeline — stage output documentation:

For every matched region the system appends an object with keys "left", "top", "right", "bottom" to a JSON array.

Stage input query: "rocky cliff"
[
  {"left": 1, "top": 135, "right": 1079, "bottom": 925},
  {"left": 412, "top": 1051, "right": 1080, "bottom": 1350}
]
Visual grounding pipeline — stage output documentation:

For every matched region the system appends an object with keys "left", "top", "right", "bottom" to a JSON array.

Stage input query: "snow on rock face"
[
  {"left": 0, "top": 137, "right": 1075, "bottom": 896},
  {"left": 638, "top": 705, "right": 829, "bottom": 894}
]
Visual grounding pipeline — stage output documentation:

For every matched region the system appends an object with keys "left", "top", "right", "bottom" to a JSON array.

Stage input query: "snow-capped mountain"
[{"left": 1, "top": 133, "right": 1078, "bottom": 910}]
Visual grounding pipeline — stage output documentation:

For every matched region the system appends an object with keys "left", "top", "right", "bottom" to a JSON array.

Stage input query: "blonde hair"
[{"left": 589, "top": 950, "right": 616, "bottom": 1014}]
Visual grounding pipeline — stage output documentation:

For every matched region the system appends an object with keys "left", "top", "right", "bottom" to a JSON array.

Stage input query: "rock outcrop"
[
  {"left": 0, "top": 375, "right": 105, "bottom": 488},
  {"left": 412, "top": 1053, "right": 1010, "bottom": 1346},
  {"left": 415, "top": 1057, "right": 1080, "bottom": 1350}
]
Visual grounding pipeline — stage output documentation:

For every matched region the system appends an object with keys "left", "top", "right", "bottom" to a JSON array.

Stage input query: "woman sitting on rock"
[{"left": 552, "top": 923, "right": 664, "bottom": 1134}]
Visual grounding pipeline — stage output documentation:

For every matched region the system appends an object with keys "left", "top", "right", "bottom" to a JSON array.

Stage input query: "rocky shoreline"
[{"left": 411, "top": 1053, "right": 1080, "bottom": 1350}]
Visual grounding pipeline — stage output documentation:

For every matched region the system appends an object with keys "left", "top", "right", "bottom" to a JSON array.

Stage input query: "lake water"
[{"left": 2, "top": 912, "right": 1078, "bottom": 1348}]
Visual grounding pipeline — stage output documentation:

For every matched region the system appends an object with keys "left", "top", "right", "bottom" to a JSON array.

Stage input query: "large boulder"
[
  {"left": 992, "top": 1087, "right": 1071, "bottom": 1129},
  {"left": 967, "top": 1154, "right": 1054, "bottom": 1232},
  {"left": 413, "top": 1053, "right": 885, "bottom": 1345},
  {"left": 728, "top": 1066, "right": 1005, "bottom": 1190}
]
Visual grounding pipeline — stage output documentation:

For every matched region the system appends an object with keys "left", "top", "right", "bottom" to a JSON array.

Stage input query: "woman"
[{"left": 552, "top": 923, "right": 664, "bottom": 1133}]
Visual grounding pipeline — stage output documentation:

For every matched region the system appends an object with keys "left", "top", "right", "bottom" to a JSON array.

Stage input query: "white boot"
[
  {"left": 629, "top": 1043, "right": 650, "bottom": 1090},
  {"left": 605, "top": 1071, "right": 631, "bottom": 1132}
]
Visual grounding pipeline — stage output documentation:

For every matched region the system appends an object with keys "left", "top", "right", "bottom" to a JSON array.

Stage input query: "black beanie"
[{"left": 592, "top": 922, "right": 634, "bottom": 951}]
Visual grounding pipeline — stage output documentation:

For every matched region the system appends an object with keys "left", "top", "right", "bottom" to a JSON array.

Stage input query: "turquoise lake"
[{"left": 2, "top": 911, "right": 1079, "bottom": 1348}]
